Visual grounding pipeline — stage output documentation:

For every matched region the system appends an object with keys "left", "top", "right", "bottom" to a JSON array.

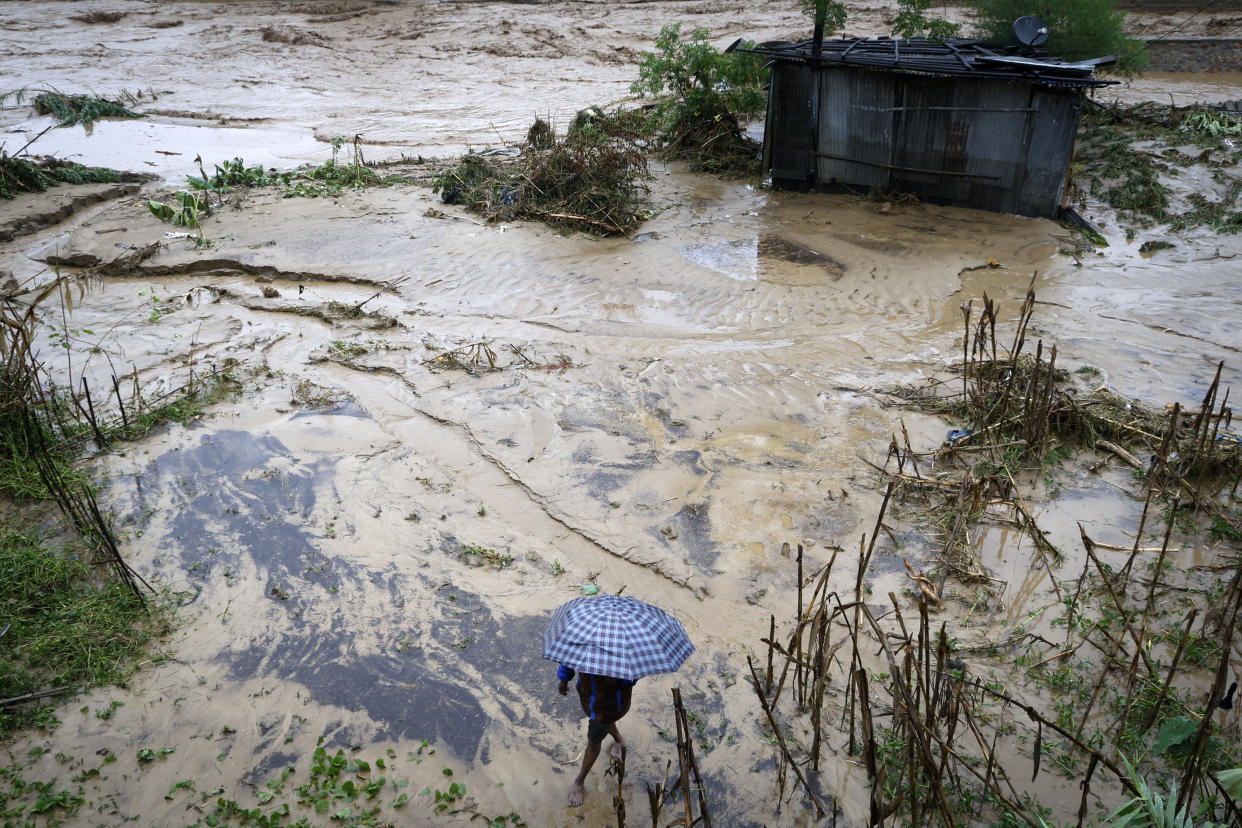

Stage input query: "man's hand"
[{"left": 558, "top": 680, "right": 569, "bottom": 697}]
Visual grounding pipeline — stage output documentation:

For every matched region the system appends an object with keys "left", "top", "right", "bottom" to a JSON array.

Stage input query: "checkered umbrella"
[{"left": 543, "top": 595, "right": 694, "bottom": 682}]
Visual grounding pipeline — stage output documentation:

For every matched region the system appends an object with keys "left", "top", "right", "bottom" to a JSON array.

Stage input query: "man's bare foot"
[
  {"left": 609, "top": 740, "right": 626, "bottom": 761},
  {"left": 568, "top": 782, "right": 586, "bottom": 807}
]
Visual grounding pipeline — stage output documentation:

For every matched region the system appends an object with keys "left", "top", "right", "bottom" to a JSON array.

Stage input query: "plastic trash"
[
  {"left": 580, "top": 584, "right": 599, "bottom": 596},
  {"left": 945, "top": 428, "right": 972, "bottom": 445}
]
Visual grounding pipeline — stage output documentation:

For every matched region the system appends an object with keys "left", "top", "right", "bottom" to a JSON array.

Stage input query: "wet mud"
[{"left": 2, "top": 2, "right": 1241, "bottom": 826}]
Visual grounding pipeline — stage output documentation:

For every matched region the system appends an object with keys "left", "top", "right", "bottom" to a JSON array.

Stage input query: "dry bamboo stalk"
[
  {"left": 1177, "top": 567, "right": 1242, "bottom": 811},
  {"left": 1080, "top": 525, "right": 1156, "bottom": 678},
  {"left": 745, "top": 657, "right": 826, "bottom": 819}
]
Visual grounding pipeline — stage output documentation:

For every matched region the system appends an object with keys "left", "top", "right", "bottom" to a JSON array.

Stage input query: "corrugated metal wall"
[{"left": 764, "top": 61, "right": 1083, "bottom": 218}]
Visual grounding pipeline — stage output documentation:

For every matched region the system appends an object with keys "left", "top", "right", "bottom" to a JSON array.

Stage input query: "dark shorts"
[
  {"left": 586, "top": 718, "right": 612, "bottom": 744},
  {"left": 576, "top": 673, "right": 633, "bottom": 744}
]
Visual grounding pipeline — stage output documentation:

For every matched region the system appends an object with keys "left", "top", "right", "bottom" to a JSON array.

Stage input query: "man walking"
[{"left": 557, "top": 664, "right": 635, "bottom": 807}]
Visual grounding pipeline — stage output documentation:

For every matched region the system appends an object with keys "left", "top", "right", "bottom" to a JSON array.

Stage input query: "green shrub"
[
  {"left": 893, "top": 0, "right": 960, "bottom": 41},
  {"left": 801, "top": 0, "right": 847, "bottom": 44},
  {"left": 964, "top": 0, "right": 1147, "bottom": 74},
  {"left": 631, "top": 24, "right": 768, "bottom": 173}
]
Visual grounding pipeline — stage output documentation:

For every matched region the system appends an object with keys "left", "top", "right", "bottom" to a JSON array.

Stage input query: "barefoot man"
[
  {"left": 543, "top": 594, "right": 693, "bottom": 806},
  {"left": 557, "top": 663, "right": 636, "bottom": 807}
]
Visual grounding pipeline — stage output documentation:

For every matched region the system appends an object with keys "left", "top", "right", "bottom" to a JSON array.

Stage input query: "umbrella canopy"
[{"left": 543, "top": 594, "right": 694, "bottom": 682}]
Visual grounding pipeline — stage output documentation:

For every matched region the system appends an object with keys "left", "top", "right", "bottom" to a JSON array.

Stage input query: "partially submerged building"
[{"left": 744, "top": 37, "right": 1117, "bottom": 218}]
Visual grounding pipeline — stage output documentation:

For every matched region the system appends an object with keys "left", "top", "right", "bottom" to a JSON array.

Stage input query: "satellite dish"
[{"left": 1013, "top": 16, "right": 1050, "bottom": 47}]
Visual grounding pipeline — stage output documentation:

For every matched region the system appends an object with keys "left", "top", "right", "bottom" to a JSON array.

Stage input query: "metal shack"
[{"left": 748, "top": 37, "right": 1116, "bottom": 218}]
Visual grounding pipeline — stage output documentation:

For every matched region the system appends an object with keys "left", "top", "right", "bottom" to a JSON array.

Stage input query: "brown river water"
[{"left": 1, "top": 2, "right": 1241, "bottom": 826}]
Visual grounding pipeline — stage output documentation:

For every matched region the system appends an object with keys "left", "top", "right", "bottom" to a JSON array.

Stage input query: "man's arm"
[{"left": 557, "top": 664, "right": 575, "bottom": 695}]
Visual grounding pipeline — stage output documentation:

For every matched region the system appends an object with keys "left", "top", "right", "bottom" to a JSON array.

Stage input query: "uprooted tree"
[{"left": 630, "top": 23, "right": 768, "bottom": 174}]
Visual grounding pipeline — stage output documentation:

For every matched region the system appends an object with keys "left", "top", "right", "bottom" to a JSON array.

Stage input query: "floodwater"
[{"left": 1, "top": 2, "right": 1240, "bottom": 826}]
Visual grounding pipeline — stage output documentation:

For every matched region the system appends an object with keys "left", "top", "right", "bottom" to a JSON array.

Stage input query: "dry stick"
[
  {"left": 934, "top": 686, "right": 1037, "bottom": 826},
  {"left": 1075, "top": 538, "right": 1155, "bottom": 739},
  {"left": 645, "top": 760, "right": 672, "bottom": 828},
  {"left": 1177, "top": 567, "right": 1242, "bottom": 813},
  {"left": 1032, "top": 720, "right": 1043, "bottom": 782},
  {"left": 1136, "top": 608, "right": 1198, "bottom": 737},
  {"left": 936, "top": 474, "right": 972, "bottom": 599},
  {"left": 1204, "top": 386, "right": 1230, "bottom": 498},
  {"left": 1109, "top": 644, "right": 1147, "bottom": 750},
  {"left": 1119, "top": 486, "right": 1157, "bottom": 586},
  {"left": 796, "top": 544, "right": 804, "bottom": 707},
  {"left": 745, "top": 657, "right": 826, "bottom": 819},
  {"left": 810, "top": 609, "right": 828, "bottom": 772},
  {"left": 899, "top": 418, "right": 922, "bottom": 480},
  {"left": 1065, "top": 550, "right": 1093, "bottom": 648},
  {"left": 858, "top": 605, "right": 956, "bottom": 824},
  {"left": 848, "top": 479, "right": 895, "bottom": 699},
  {"left": 79, "top": 378, "right": 106, "bottom": 447},
  {"left": 1135, "top": 501, "right": 1180, "bottom": 661},
  {"left": 673, "top": 689, "right": 694, "bottom": 828},
  {"left": 765, "top": 615, "right": 776, "bottom": 698},
  {"left": 1002, "top": 464, "right": 1063, "bottom": 601},
  {"left": 609, "top": 743, "right": 628, "bottom": 828},
  {"left": 941, "top": 671, "right": 1141, "bottom": 798},
  {"left": 1075, "top": 754, "right": 1100, "bottom": 828},
  {"left": 959, "top": 299, "right": 971, "bottom": 405},
  {"left": 1092, "top": 541, "right": 1178, "bottom": 554},
  {"left": 1079, "top": 527, "right": 1157, "bottom": 678},
  {"left": 111, "top": 373, "right": 128, "bottom": 432},
  {"left": 20, "top": 402, "right": 149, "bottom": 600},
  {"left": 674, "top": 688, "right": 712, "bottom": 828},
  {"left": 0, "top": 686, "right": 73, "bottom": 708},
  {"left": 1190, "top": 369, "right": 1223, "bottom": 513},
  {"left": 854, "top": 668, "right": 888, "bottom": 824}
]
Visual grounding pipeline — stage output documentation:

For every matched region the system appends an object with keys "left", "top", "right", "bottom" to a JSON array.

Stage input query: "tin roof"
[{"left": 739, "top": 37, "right": 1119, "bottom": 89}]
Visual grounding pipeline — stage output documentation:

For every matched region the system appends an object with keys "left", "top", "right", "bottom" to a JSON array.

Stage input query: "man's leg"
[
  {"left": 607, "top": 722, "right": 626, "bottom": 761},
  {"left": 569, "top": 737, "right": 602, "bottom": 807}
]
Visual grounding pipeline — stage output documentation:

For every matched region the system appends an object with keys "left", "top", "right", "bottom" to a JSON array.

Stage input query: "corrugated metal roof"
[{"left": 744, "top": 38, "right": 1119, "bottom": 89}]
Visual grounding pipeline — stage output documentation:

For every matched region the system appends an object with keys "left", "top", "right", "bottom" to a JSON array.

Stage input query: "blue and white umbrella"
[{"left": 543, "top": 594, "right": 694, "bottom": 682}]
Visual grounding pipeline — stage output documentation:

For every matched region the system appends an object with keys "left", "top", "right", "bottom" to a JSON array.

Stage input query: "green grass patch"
[
  {"left": 102, "top": 364, "right": 240, "bottom": 442},
  {"left": 0, "top": 155, "right": 123, "bottom": 201},
  {"left": 0, "top": 368, "right": 91, "bottom": 501},
  {"left": 1072, "top": 104, "right": 1242, "bottom": 232},
  {"left": 0, "top": 528, "right": 170, "bottom": 732}
]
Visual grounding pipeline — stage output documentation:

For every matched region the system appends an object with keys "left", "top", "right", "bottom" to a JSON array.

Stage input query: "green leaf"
[
  {"left": 147, "top": 201, "right": 175, "bottom": 222},
  {"left": 1217, "top": 767, "right": 1242, "bottom": 801},
  {"left": 1153, "top": 716, "right": 1198, "bottom": 755},
  {"left": 257, "top": 790, "right": 274, "bottom": 804},
  {"left": 392, "top": 792, "right": 409, "bottom": 808}
]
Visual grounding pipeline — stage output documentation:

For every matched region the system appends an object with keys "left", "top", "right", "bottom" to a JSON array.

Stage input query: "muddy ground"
[{"left": 1, "top": 2, "right": 1241, "bottom": 826}]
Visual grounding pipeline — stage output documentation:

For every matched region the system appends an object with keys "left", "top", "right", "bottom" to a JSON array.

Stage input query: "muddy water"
[{"left": 2, "top": 3, "right": 1241, "bottom": 827}]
